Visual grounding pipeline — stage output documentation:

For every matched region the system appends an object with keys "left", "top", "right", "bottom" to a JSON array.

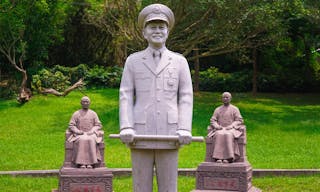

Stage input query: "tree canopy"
[{"left": 0, "top": 0, "right": 319, "bottom": 100}]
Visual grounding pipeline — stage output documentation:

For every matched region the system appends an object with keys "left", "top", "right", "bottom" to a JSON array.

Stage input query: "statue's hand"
[
  {"left": 215, "top": 125, "right": 223, "bottom": 130},
  {"left": 76, "top": 130, "right": 84, "bottom": 135},
  {"left": 120, "top": 128, "right": 135, "bottom": 144},
  {"left": 225, "top": 125, "right": 233, "bottom": 130},
  {"left": 176, "top": 130, "right": 192, "bottom": 145},
  {"left": 86, "top": 131, "right": 95, "bottom": 136}
]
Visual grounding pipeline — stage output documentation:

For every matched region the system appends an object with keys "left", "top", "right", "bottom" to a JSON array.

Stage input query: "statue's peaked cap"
[{"left": 138, "top": 4, "right": 175, "bottom": 30}]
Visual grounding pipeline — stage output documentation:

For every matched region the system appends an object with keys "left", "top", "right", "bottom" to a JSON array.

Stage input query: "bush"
[
  {"left": 32, "top": 69, "right": 71, "bottom": 93},
  {"left": 85, "top": 65, "right": 122, "bottom": 88},
  {"left": 31, "top": 64, "right": 123, "bottom": 93},
  {"left": 195, "top": 67, "right": 251, "bottom": 92}
]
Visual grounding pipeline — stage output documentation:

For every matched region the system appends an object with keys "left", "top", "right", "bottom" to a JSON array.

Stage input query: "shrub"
[
  {"left": 195, "top": 67, "right": 251, "bottom": 92},
  {"left": 85, "top": 65, "right": 122, "bottom": 88},
  {"left": 32, "top": 69, "right": 71, "bottom": 93},
  {"left": 31, "top": 64, "right": 123, "bottom": 93}
]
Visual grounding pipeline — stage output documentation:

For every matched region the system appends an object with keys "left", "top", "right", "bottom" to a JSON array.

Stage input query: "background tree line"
[{"left": 0, "top": 0, "right": 319, "bottom": 102}]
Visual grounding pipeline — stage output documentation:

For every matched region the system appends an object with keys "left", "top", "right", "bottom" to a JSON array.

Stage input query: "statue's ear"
[{"left": 142, "top": 30, "right": 146, "bottom": 39}]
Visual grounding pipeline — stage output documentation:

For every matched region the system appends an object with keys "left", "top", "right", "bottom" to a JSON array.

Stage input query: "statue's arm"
[
  {"left": 68, "top": 113, "right": 83, "bottom": 135},
  {"left": 231, "top": 107, "right": 244, "bottom": 130},
  {"left": 210, "top": 108, "right": 221, "bottom": 130},
  {"left": 177, "top": 56, "right": 193, "bottom": 132},
  {"left": 91, "top": 112, "right": 103, "bottom": 135},
  {"left": 119, "top": 56, "right": 135, "bottom": 143},
  {"left": 176, "top": 57, "right": 193, "bottom": 144}
]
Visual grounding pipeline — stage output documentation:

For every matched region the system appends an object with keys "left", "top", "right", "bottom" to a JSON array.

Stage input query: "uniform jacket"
[{"left": 119, "top": 48, "right": 193, "bottom": 149}]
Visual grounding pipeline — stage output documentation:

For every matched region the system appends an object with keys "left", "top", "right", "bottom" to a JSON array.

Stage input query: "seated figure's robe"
[
  {"left": 209, "top": 104, "right": 244, "bottom": 160},
  {"left": 68, "top": 109, "right": 103, "bottom": 165}
]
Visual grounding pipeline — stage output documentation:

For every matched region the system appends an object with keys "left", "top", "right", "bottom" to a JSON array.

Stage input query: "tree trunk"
[
  {"left": 193, "top": 48, "right": 200, "bottom": 92},
  {"left": 17, "top": 68, "right": 31, "bottom": 103},
  {"left": 252, "top": 48, "right": 258, "bottom": 96}
]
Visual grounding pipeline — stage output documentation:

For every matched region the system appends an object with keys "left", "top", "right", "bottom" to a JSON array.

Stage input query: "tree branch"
[{"left": 40, "top": 79, "right": 85, "bottom": 96}]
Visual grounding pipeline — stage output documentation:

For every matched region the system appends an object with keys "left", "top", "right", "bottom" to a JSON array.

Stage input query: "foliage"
[
  {"left": 0, "top": 0, "right": 70, "bottom": 101},
  {"left": 32, "top": 69, "right": 71, "bottom": 92},
  {"left": 31, "top": 64, "right": 122, "bottom": 92},
  {"left": 195, "top": 67, "right": 251, "bottom": 92},
  {"left": 86, "top": 65, "right": 123, "bottom": 88}
]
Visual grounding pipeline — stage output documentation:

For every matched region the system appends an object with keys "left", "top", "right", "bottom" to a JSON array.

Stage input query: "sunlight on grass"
[{"left": 0, "top": 90, "right": 320, "bottom": 171}]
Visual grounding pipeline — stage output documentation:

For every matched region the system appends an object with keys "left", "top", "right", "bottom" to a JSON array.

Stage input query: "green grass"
[
  {"left": 1, "top": 175, "right": 320, "bottom": 192},
  {"left": 0, "top": 89, "right": 320, "bottom": 171}
]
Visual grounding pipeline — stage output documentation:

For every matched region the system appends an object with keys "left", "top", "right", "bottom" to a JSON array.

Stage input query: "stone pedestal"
[
  {"left": 56, "top": 167, "right": 113, "bottom": 192},
  {"left": 193, "top": 161, "right": 261, "bottom": 192}
]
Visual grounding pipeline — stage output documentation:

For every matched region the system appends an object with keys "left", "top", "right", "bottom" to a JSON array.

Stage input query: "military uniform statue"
[{"left": 119, "top": 4, "right": 193, "bottom": 192}]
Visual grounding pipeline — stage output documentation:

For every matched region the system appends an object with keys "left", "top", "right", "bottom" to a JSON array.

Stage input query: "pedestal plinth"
[
  {"left": 56, "top": 167, "right": 113, "bottom": 192},
  {"left": 193, "top": 161, "right": 261, "bottom": 192}
]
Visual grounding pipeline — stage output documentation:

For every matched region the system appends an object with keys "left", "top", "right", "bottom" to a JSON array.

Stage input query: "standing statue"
[
  {"left": 67, "top": 96, "right": 104, "bottom": 168},
  {"left": 119, "top": 3, "right": 193, "bottom": 192},
  {"left": 208, "top": 92, "right": 245, "bottom": 163}
]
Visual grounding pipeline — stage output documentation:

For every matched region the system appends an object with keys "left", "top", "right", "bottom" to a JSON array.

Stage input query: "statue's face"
[
  {"left": 81, "top": 98, "right": 90, "bottom": 109},
  {"left": 222, "top": 93, "right": 231, "bottom": 105},
  {"left": 143, "top": 20, "right": 168, "bottom": 48}
]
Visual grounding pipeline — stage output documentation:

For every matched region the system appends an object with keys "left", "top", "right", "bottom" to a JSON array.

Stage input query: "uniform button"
[
  {"left": 157, "top": 111, "right": 160, "bottom": 114},
  {"left": 157, "top": 99, "right": 161, "bottom": 102}
]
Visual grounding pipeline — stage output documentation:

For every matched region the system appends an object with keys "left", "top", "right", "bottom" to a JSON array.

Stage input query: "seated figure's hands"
[
  {"left": 74, "top": 129, "right": 84, "bottom": 135},
  {"left": 225, "top": 125, "right": 233, "bottom": 130},
  {"left": 176, "top": 130, "right": 192, "bottom": 145},
  {"left": 215, "top": 125, "right": 223, "bottom": 130},
  {"left": 120, "top": 128, "right": 135, "bottom": 144},
  {"left": 86, "top": 131, "right": 95, "bottom": 136}
]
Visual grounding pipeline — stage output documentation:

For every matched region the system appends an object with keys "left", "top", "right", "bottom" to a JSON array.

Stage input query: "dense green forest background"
[{"left": 0, "top": 0, "right": 319, "bottom": 101}]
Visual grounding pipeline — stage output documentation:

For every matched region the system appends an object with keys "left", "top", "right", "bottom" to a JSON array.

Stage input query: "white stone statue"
[{"left": 119, "top": 3, "right": 193, "bottom": 192}]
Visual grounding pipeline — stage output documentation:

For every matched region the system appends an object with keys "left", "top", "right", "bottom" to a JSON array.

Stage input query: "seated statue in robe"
[
  {"left": 67, "top": 96, "right": 104, "bottom": 168},
  {"left": 208, "top": 92, "right": 245, "bottom": 163}
]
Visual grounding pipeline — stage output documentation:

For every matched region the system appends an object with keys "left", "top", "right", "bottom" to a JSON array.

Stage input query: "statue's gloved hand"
[
  {"left": 176, "top": 130, "right": 192, "bottom": 145},
  {"left": 120, "top": 128, "right": 135, "bottom": 144}
]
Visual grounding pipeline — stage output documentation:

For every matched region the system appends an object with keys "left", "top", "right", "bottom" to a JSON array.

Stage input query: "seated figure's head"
[
  {"left": 81, "top": 96, "right": 90, "bottom": 109},
  {"left": 222, "top": 92, "right": 232, "bottom": 105}
]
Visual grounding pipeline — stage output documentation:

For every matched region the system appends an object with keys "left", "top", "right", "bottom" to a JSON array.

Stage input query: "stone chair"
[
  {"left": 63, "top": 130, "right": 106, "bottom": 168},
  {"left": 205, "top": 125, "right": 247, "bottom": 163}
]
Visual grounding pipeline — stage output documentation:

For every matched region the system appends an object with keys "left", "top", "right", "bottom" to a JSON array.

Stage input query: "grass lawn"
[
  {"left": 1, "top": 89, "right": 320, "bottom": 191},
  {"left": 0, "top": 89, "right": 320, "bottom": 170}
]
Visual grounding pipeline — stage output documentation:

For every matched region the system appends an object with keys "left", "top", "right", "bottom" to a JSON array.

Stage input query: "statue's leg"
[
  {"left": 223, "top": 132, "right": 235, "bottom": 160},
  {"left": 131, "top": 149, "right": 154, "bottom": 192},
  {"left": 212, "top": 131, "right": 235, "bottom": 160},
  {"left": 155, "top": 149, "right": 178, "bottom": 192},
  {"left": 75, "top": 136, "right": 98, "bottom": 166}
]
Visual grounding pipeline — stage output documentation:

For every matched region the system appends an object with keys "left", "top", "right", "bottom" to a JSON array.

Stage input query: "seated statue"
[
  {"left": 207, "top": 92, "right": 245, "bottom": 163},
  {"left": 67, "top": 96, "right": 104, "bottom": 168}
]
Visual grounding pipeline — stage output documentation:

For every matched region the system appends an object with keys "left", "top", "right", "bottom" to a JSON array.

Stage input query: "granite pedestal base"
[
  {"left": 193, "top": 161, "right": 261, "bottom": 192},
  {"left": 54, "top": 167, "right": 113, "bottom": 192}
]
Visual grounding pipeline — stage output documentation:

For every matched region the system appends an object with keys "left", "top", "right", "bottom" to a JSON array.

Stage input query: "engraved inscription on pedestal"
[
  {"left": 70, "top": 183, "right": 105, "bottom": 192},
  {"left": 204, "top": 177, "right": 239, "bottom": 191}
]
